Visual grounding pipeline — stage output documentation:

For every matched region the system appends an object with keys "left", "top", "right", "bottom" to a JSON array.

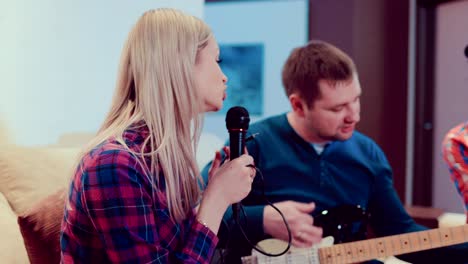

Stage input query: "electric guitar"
[{"left": 241, "top": 223, "right": 468, "bottom": 264}]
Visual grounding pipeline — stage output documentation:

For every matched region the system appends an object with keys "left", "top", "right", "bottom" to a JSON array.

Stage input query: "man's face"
[{"left": 302, "top": 77, "right": 361, "bottom": 143}]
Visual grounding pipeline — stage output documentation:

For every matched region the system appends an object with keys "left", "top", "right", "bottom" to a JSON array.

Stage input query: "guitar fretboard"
[{"left": 318, "top": 224, "right": 468, "bottom": 264}]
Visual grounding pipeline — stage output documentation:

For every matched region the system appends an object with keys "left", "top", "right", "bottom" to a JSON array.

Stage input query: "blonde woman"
[{"left": 60, "top": 9, "right": 255, "bottom": 263}]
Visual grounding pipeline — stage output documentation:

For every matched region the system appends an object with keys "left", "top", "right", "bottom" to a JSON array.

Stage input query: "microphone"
[{"left": 225, "top": 106, "right": 250, "bottom": 219}]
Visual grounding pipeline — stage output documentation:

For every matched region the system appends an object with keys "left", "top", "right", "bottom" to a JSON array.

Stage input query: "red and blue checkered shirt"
[
  {"left": 442, "top": 122, "right": 468, "bottom": 222},
  {"left": 60, "top": 125, "right": 218, "bottom": 263}
]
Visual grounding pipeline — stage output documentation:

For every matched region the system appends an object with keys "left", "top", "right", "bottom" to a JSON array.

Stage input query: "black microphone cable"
[
  {"left": 221, "top": 105, "right": 292, "bottom": 261},
  {"left": 214, "top": 140, "right": 292, "bottom": 263},
  {"left": 235, "top": 165, "right": 292, "bottom": 257},
  {"left": 214, "top": 166, "right": 292, "bottom": 264}
]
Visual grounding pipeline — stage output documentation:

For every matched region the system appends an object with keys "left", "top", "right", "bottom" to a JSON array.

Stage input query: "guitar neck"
[{"left": 318, "top": 224, "right": 468, "bottom": 264}]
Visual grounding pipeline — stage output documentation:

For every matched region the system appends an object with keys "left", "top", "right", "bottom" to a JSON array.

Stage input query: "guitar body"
[
  {"left": 241, "top": 237, "right": 334, "bottom": 264},
  {"left": 241, "top": 205, "right": 369, "bottom": 264}
]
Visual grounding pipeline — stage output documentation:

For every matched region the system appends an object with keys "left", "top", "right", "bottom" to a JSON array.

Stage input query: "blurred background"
[{"left": 1, "top": 0, "right": 468, "bottom": 214}]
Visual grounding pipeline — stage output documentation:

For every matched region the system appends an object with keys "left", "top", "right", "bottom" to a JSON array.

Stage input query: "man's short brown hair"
[{"left": 282, "top": 40, "right": 357, "bottom": 107}]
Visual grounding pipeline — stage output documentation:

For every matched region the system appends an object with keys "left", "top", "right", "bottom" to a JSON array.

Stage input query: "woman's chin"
[{"left": 204, "top": 103, "right": 223, "bottom": 113}]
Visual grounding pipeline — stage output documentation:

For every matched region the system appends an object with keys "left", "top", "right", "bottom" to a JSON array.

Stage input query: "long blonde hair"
[{"left": 80, "top": 9, "right": 211, "bottom": 222}]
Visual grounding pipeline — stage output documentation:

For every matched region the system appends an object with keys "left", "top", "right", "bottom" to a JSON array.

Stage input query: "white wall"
[
  {"left": 203, "top": 0, "right": 308, "bottom": 139},
  {"left": 0, "top": 0, "right": 203, "bottom": 146},
  {"left": 433, "top": 0, "right": 468, "bottom": 213}
]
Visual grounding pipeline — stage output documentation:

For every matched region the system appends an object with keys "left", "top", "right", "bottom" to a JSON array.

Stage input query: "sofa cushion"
[
  {"left": 0, "top": 144, "right": 79, "bottom": 215},
  {"left": 438, "top": 212, "right": 467, "bottom": 228},
  {"left": 0, "top": 192, "right": 29, "bottom": 263},
  {"left": 18, "top": 188, "right": 65, "bottom": 264}
]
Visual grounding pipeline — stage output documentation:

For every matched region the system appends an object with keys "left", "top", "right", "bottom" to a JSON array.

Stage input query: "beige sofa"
[
  {"left": 0, "top": 129, "right": 224, "bottom": 264},
  {"left": 0, "top": 141, "right": 81, "bottom": 263}
]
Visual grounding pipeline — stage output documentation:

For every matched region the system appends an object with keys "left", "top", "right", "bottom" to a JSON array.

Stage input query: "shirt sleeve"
[
  {"left": 81, "top": 149, "right": 218, "bottom": 263},
  {"left": 367, "top": 143, "right": 424, "bottom": 237},
  {"left": 442, "top": 133, "right": 468, "bottom": 212}
]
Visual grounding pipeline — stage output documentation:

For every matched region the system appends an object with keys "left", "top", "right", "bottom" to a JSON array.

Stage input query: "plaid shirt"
[
  {"left": 60, "top": 125, "right": 218, "bottom": 263},
  {"left": 442, "top": 122, "right": 468, "bottom": 221}
]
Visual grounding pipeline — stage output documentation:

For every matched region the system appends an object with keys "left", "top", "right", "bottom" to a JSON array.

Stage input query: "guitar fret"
[
  {"left": 330, "top": 243, "right": 338, "bottom": 263},
  {"left": 362, "top": 239, "right": 371, "bottom": 260},
  {"left": 442, "top": 227, "right": 451, "bottom": 246},
  {"left": 430, "top": 227, "right": 443, "bottom": 247},
  {"left": 375, "top": 238, "right": 387, "bottom": 258},
  {"left": 401, "top": 233, "right": 412, "bottom": 254},
  {"left": 409, "top": 231, "right": 420, "bottom": 252},
  {"left": 342, "top": 243, "right": 356, "bottom": 262},
  {"left": 408, "top": 232, "right": 423, "bottom": 254},
  {"left": 347, "top": 241, "right": 358, "bottom": 263},
  {"left": 375, "top": 239, "right": 381, "bottom": 257},
  {"left": 357, "top": 241, "right": 366, "bottom": 260},
  {"left": 334, "top": 243, "right": 344, "bottom": 263},
  {"left": 335, "top": 243, "right": 343, "bottom": 261},
  {"left": 417, "top": 230, "right": 432, "bottom": 250},
  {"left": 394, "top": 234, "right": 406, "bottom": 255},
  {"left": 341, "top": 241, "right": 357, "bottom": 263},
  {"left": 347, "top": 241, "right": 364, "bottom": 263},
  {"left": 367, "top": 237, "right": 377, "bottom": 259}
]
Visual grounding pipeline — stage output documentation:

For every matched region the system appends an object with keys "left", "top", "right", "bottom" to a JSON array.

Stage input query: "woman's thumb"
[{"left": 208, "top": 151, "right": 222, "bottom": 179}]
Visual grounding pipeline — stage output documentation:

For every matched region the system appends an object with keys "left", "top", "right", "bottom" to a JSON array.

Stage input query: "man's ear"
[{"left": 289, "top": 93, "right": 306, "bottom": 117}]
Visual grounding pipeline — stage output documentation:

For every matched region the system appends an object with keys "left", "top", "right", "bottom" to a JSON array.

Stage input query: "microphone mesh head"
[{"left": 226, "top": 106, "right": 250, "bottom": 130}]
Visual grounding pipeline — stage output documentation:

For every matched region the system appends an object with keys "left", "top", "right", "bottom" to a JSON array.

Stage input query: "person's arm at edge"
[{"left": 442, "top": 132, "right": 468, "bottom": 213}]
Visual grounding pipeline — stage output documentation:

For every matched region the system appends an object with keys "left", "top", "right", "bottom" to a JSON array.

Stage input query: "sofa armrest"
[
  {"left": 404, "top": 205, "right": 444, "bottom": 229},
  {"left": 404, "top": 205, "right": 466, "bottom": 228},
  {"left": 0, "top": 192, "right": 29, "bottom": 262},
  {"left": 438, "top": 212, "right": 466, "bottom": 228}
]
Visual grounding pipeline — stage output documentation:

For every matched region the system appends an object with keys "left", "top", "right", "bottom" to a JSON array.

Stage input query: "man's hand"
[{"left": 263, "top": 201, "right": 323, "bottom": 248}]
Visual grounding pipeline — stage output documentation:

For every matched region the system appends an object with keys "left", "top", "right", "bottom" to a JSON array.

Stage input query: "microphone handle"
[{"left": 229, "top": 130, "right": 246, "bottom": 220}]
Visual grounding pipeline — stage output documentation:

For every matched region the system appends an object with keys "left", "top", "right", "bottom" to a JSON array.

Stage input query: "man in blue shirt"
[{"left": 203, "top": 40, "right": 468, "bottom": 263}]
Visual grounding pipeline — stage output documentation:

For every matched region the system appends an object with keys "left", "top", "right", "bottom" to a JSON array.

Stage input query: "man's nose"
[{"left": 346, "top": 108, "right": 360, "bottom": 123}]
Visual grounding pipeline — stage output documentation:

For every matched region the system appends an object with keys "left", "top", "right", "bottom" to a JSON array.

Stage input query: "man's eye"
[
  {"left": 331, "top": 107, "right": 343, "bottom": 112},
  {"left": 216, "top": 58, "right": 223, "bottom": 64}
]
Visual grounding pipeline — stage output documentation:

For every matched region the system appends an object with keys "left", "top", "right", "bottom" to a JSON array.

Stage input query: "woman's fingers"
[{"left": 208, "top": 151, "right": 222, "bottom": 180}]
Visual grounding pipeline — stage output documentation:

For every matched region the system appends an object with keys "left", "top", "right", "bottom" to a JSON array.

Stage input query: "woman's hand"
[
  {"left": 197, "top": 153, "right": 255, "bottom": 234},
  {"left": 206, "top": 153, "right": 255, "bottom": 206}
]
